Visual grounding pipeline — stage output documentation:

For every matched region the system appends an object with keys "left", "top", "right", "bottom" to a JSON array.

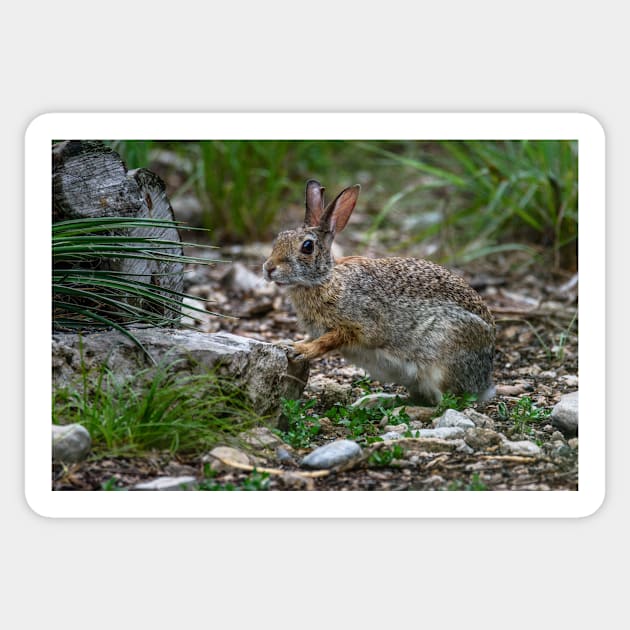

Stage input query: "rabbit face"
[{"left": 263, "top": 227, "right": 333, "bottom": 287}]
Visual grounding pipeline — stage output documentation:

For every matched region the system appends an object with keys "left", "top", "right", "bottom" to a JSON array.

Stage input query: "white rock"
[
  {"left": 204, "top": 446, "right": 251, "bottom": 472},
  {"left": 462, "top": 408, "right": 496, "bottom": 428},
  {"left": 52, "top": 424, "right": 91, "bottom": 463},
  {"left": 551, "top": 391, "right": 579, "bottom": 436},
  {"left": 180, "top": 296, "right": 210, "bottom": 326},
  {"left": 301, "top": 440, "right": 362, "bottom": 469},
  {"left": 239, "top": 427, "right": 285, "bottom": 449},
  {"left": 404, "top": 406, "right": 435, "bottom": 423},
  {"left": 434, "top": 409, "right": 475, "bottom": 429},
  {"left": 306, "top": 374, "right": 353, "bottom": 407},
  {"left": 500, "top": 438, "right": 543, "bottom": 457},
  {"left": 220, "top": 262, "right": 268, "bottom": 294},
  {"left": 383, "top": 423, "right": 409, "bottom": 434},
  {"left": 133, "top": 476, "right": 197, "bottom": 491},
  {"left": 560, "top": 374, "right": 579, "bottom": 387},
  {"left": 380, "top": 431, "right": 403, "bottom": 441},
  {"left": 464, "top": 427, "right": 503, "bottom": 450},
  {"left": 416, "top": 427, "right": 465, "bottom": 439}
]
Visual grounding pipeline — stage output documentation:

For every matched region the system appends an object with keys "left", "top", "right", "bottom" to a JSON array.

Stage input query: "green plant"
[
  {"left": 53, "top": 359, "right": 263, "bottom": 457},
  {"left": 53, "top": 216, "right": 221, "bottom": 360},
  {"left": 275, "top": 398, "right": 321, "bottom": 449},
  {"left": 368, "top": 444, "right": 405, "bottom": 467},
  {"left": 447, "top": 473, "right": 488, "bottom": 491},
  {"left": 326, "top": 398, "right": 406, "bottom": 444},
  {"left": 196, "top": 140, "right": 338, "bottom": 243},
  {"left": 240, "top": 470, "right": 271, "bottom": 491},
  {"left": 497, "top": 396, "right": 551, "bottom": 435},
  {"left": 552, "top": 310, "right": 578, "bottom": 363},
  {"left": 107, "top": 140, "right": 360, "bottom": 243},
  {"left": 197, "top": 466, "right": 270, "bottom": 491},
  {"left": 107, "top": 140, "right": 154, "bottom": 170},
  {"left": 360, "top": 140, "right": 578, "bottom": 269},
  {"left": 352, "top": 375, "right": 375, "bottom": 393},
  {"left": 101, "top": 477, "right": 127, "bottom": 491},
  {"left": 432, "top": 391, "right": 478, "bottom": 418}
]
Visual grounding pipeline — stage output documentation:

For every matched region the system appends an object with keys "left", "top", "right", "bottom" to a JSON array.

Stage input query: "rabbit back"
[{"left": 289, "top": 256, "right": 495, "bottom": 403}]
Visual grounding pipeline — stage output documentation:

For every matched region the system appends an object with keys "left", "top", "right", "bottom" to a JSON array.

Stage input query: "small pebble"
[
  {"left": 464, "top": 427, "right": 503, "bottom": 450},
  {"left": 500, "top": 439, "right": 543, "bottom": 457},
  {"left": 462, "top": 408, "right": 496, "bottom": 428},
  {"left": 434, "top": 409, "right": 475, "bottom": 430},
  {"left": 301, "top": 440, "right": 362, "bottom": 469},
  {"left": 404, "top": 406, "right": 436, "bottom": 423},
  {"left": 275, "top": 447, "right": 296, "bottom": 464},
  {"left": 416, "top": 427, "right": 465, "bottom": 439},
  {"left": 380, "top": 431, "right": 403, "bottom": 441},
  {"left": 204, "top": 446, "right": 251, "bottom": 472},
  {"left": 551, "top": 391, "right": 579, "bottom": 437},
  {"left": 382, "top": 423, "right": 409, "bottom": 434},
  {"left": 52, "top": 424, "right": 91, "bottom": 463}
]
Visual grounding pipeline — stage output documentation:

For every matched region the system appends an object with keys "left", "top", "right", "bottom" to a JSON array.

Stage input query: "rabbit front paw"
[{"left": 273, "top": 339, "right": 310, "bottom": 362}]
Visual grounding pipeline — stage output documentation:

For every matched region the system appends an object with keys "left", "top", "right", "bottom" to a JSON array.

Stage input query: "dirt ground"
[{"left": 53, "top": 234, "right": 579, "bottom": 491}]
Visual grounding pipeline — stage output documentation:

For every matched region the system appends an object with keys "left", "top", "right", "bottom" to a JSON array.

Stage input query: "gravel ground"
[{"left": 53, "top": 242, "right": 579, "bottom": 492}]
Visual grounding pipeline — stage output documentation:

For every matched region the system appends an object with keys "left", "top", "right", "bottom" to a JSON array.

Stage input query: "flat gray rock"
[
  {"left": 500, "top": 438, "right": 543, "bottom": 457},
  {"left": 204, "top": 446, "right": 251, "bottom": 472},
  {"left": 382, "top": 427, "right": 464, "bottom": 440},
  {"left": 462, "top": 408, "right": 496, "bottom": 428},
  {"left": 415, "top": 427, "right": 465, "bottom": 439},
  {"left": 52, "top": 424, "right": 91, "bottom": 463},
  {"left": 434, "top": 409, "right": 475, "bottom": 429},
  {"left": 306, "top": 374, "right": 353, "bottom": 407},
  {"left": 380, "top": 431, "right": 404, "bottom": 441},
  {"left": 464, "top": 427, "right": 503, "bottom": 450},
  {"left": 301, "top": 440, "right": 362, "bottom": 469},
  {"left": 52, "top": 329, "right": 309, "bottom": 424},
  {"left": 551, "top": 391, "right": 578, "bottom": 436}
]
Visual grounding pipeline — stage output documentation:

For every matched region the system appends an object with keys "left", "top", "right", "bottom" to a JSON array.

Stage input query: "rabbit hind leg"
[{"left": 407, "top": 366, "right": 444, "bottom": 406}]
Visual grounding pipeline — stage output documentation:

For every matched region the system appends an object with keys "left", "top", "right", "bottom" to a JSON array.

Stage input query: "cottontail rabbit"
[{"left": 263, "top": 180, "right": 495, "bottom": 405}]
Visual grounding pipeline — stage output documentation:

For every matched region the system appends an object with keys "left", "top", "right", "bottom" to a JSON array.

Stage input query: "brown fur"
[{"left": 263, "top": 181, "right": 496, "bottom": 404}]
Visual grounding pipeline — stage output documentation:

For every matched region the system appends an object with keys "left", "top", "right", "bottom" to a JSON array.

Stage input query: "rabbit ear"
[
  {"left": 304, "top": 179, "right": 326, "bottom": 226},
  {"left": 321, "top": 185, "right": 360, "bottom": 234}
]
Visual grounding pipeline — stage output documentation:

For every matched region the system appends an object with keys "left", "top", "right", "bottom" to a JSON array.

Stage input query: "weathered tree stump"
[{"left": 52, "top": 140, "right": 184, "bottom": 323}]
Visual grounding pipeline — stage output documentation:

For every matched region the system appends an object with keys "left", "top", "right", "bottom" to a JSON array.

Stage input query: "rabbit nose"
[{"left": 264, "top": 260, "right": 276, "bottom": 274}]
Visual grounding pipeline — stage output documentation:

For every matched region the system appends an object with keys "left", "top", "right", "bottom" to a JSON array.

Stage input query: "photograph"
[{"left": 26, "top": 113, "right": 604, "bottom": 516}]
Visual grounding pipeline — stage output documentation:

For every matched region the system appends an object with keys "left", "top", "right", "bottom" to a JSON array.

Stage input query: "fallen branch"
[
  {"left": 425, "top": 454, "right": 450, "bottom": 469},
  {"left": 478, "top": 455, "right": 537, "bottom": 463},
  {"left": 212, "top": 455, "right": 333, "bottom": 478}
]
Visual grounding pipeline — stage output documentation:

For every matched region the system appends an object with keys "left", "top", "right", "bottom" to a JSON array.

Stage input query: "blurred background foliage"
[{"left": 108, "top": 139, "right": 577, "bottom": 271}]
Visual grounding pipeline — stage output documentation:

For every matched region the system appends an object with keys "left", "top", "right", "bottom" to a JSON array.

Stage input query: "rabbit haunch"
[{"left": 263, "top": 180, "right": 496, "bottom": 405}]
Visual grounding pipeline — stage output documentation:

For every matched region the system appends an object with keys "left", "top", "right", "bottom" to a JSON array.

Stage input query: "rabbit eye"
[{"left": 300, "top": 239, "right": 314, "bottom": 255}]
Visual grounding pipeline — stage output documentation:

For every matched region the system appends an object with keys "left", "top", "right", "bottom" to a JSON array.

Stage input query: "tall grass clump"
[
  {"left": 196, "top": 140, "right": 339, "bottom": 243},
  {"left": 107, "top": 140, "right": 154, "bottom": 170},
  {"left": 361, "top": 140, "right": 578, "bottom": 269},
  {"left": 53, "top": 359, "right": 264, "bottom": 456},
  {"left": 107, "top": 140, "right": 363, "bottom": 244},
  {"left": 53, "top": 216, "right": 219, "bottom": 357}
]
